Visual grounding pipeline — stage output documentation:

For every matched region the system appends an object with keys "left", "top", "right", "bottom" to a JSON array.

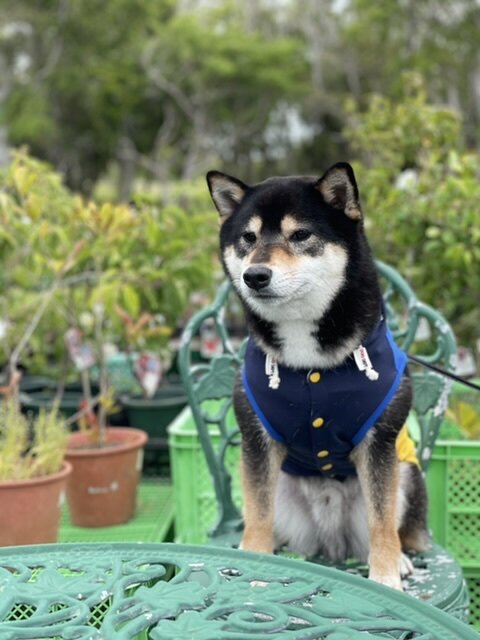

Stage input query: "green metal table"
[{"left": 0, "top": 543, "right": 478, "bottom": 639}]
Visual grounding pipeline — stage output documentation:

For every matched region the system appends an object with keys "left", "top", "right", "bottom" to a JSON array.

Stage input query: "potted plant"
[
  {"left": 106, "top": 307, "right": 185, "bottom": 476},
  {"left": 0, "top": 182, "right": 89, "bottom": 545},
  {"left": 65, "top": 416, "right": 148, "bottom": 527},
  {"left": 78, "top": 200, "right": 217, "bottom": 477},
  {"left": 0, "top": 151, "right": 93, "bottom": 419},
  {"left": 0, "top": 151, "right": 148, "bottom": 527},
  {"left": 0, "top": 395, "right": 71, "bottom": 547},
  {"left": 63, "top": 306, "right": 148, "bottom": 528}
]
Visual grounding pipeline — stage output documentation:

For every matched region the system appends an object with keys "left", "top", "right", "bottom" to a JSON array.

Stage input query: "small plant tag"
[
  {"left": 200, "top": 319, "right": 222, "bottom": 358},
  {"left": 134, "top": 352, "right": 162, "bottom": 398},
  {"left": 65, "top": 328, "right": 96, "bottom": 371},
  {"left": 353, "top": 345, "right": 379, "bottom": 381}
]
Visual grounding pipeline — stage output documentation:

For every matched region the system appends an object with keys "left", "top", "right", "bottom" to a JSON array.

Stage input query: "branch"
[
  {"left": 64, "top": 394, "right": 101, "bottom": 428},
  {"left": 144, "top": 59, "right": 197, "bottom": 122},
  {"left": 9, "top": 240, "right": 85, "bottom": 376}
]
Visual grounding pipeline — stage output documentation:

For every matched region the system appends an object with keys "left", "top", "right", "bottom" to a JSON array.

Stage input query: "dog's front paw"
[
  {"left": 368, "top": 570, "right": 403, "bottom": 591},
  {"left": 400, "top": 552, "right": 414, "bottom": 578},
  {"left": 239, "top": 532, "right": 274, "bottom": 554}
]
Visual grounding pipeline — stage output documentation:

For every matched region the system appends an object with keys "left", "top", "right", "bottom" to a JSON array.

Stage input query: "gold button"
[
  {"left": 321, "top": 463, "right": 333, "bottom": 471},
  {"left": 317, "top": 450, "right": 329, "bottom": 458},
  {"left": 309, "top": 372, "right": 321, "bottom": 383},
  {"left": 312, "top": 418, "right": 325, "bottom": 428}
]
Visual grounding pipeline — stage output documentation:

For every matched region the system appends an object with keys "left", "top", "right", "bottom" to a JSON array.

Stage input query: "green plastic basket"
[
  {"left": 421, "top": 437, "right": 480, "bottom": 629},
  {"left": 464, "top": 568, "right": 480, "bottom": 630},
  {"left": 168, "top": 404, "right": 241, "bottom": 544},
  {"left": 427, "top": 440, "right": 480, "bottom": 567}
]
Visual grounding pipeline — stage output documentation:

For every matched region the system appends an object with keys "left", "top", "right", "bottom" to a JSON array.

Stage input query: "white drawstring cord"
[{"left": 264, "top": 345, "right": 379, "bottom": 388}]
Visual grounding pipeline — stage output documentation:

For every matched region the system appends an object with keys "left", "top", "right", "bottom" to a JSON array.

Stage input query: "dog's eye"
[
  {"left": 290, "top": 229, "right": 312, "bottom": 242},
  {"left": 242, "top": 231, "right": 257, "bottom": 244}
]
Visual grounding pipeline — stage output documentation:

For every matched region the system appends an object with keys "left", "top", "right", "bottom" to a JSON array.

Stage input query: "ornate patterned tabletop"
[{"left": 0, "top": 542, "right": 477, "bottom": 639}]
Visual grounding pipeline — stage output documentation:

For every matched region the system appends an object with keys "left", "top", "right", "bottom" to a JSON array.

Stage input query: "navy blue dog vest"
[{"left": 242, "top": 317, "right": 408, "bottom": 478}]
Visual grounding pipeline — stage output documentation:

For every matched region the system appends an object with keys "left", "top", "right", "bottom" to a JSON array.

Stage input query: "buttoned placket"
[{"left": 307, "top": 369, "right": 335, "bottom": 477}]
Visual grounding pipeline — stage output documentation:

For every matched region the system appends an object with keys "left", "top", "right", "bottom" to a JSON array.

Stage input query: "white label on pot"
[
  {"left": 136, "top": 449, "right": 144, "bottom": 472},
  {"left": 87, "top": 481, "right": 119, "bottom": 495},
  {"left": 142, "top": 372, "right": 158, "bottom": 397},
  {"left": 135, "top": 352, "right": 162, "bottom": 397},
  {"left": 58, "top": 491, "right": 65, "bottom": 507}
]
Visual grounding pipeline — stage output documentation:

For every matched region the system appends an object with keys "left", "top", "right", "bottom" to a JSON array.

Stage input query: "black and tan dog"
[{"left": 206, "top": 162, "right": 428, "bottom": 590}]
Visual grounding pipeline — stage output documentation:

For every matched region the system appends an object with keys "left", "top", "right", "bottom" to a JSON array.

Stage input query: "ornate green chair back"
[{"left": 178, "top": 261, "right": 457, "bottom": 541}]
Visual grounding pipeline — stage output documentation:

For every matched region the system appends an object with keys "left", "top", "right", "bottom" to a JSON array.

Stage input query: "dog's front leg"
[
  {"left": 353, "top": 431, "right": 403, "bottom": 590},
  {"left": 234, "top": 376, "right": 286, "bottom": 554},
  {"left": 239, "top": 435, "right": 285, "bottom": 554}
]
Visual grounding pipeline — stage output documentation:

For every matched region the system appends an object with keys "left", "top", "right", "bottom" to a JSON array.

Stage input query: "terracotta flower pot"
[
  {"left": 0, "top": 461, "right": 72, "bottom": 547},
  {"left": 65, "top": 427, "right": 148, "bottom": 527}
]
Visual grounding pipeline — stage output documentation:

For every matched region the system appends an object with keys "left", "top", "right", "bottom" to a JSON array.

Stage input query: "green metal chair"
[{"left": 178, "top": 260, "right": 470, "bottom": 623}]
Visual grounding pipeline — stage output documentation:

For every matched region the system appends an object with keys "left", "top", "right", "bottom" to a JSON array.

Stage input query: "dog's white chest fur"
[
  {"left": 270, "top": 320, "right": 362, "bottom": 370},
  {"left": 275, "top": 321, "right": 321, "bottom": 369}
]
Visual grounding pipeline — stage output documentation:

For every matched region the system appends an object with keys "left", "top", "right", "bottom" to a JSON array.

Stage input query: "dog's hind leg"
[
  {"left": 398, "top": 462, "right": 429, "bottom": 553},
  {"left": 353, "top": 429, "right": 404, "bottom": 591},
  {"left": 352, "top": 375, "right": 414, "bottom": 591}
]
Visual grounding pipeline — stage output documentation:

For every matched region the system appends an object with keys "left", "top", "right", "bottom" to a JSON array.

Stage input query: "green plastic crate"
[
  {"left": 168, "top": 404, "right": 241, "bottom": 544},
  {"left": 170, "top": 405, "right": 480, "bottom": 556},
  {"left": 427, "top": 440, "right": 480, "bottom": 567},
  {"left": 426, "top": 438, "right": 480, "bottom": 629},
  {"left": 464, "top": 568, "right": 480, "bottom": 629}
]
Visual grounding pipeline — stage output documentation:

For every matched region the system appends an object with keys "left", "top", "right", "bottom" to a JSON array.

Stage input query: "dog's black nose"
[{"left": 243, "top": 266, "right": 272, "bottom": 290}]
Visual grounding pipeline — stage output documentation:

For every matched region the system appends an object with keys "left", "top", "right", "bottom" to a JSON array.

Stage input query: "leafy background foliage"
[
  {"left": 0, "top": 0, "right": 479, "bottom": 357},
  {"left": 346, "top": 76, "right": 480, "bottom": 345},
  {"left": 0, "top": 151, "right": 219, "bottom": 376}
]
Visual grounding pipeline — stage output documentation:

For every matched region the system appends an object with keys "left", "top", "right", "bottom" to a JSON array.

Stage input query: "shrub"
[
  {"left": 345, "top": 75, "right": 480, "bottom": 347},
  {"left": 0, "top": 400, "right": 67, "bottom": 481},
  {"left": 0, "top": 149, "right": 219, "bottom": 377}
]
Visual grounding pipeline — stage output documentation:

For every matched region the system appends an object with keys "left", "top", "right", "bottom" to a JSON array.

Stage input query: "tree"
[
  {"left": 337, "top": 0, "right": 480, "bottom": 142},
  {"left": 0, "top": 0, "right": 175, "bottom": 193},
  {"left": 0, "top": 0, "right": 308, "bottom": 194},
  {"left": 141, "top": 8, "right": 308, "bottom": 181},
  {"left": 2, "top": 0, "right": 480, "bottom": 194}
]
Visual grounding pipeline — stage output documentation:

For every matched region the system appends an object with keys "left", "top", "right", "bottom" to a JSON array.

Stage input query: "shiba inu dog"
[{"left": 206, "top": 162, "right": 428, "bottom": 590}]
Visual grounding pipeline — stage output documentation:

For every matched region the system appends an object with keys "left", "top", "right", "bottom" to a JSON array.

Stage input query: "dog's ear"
[
  {"left": 315, "top": 162, "right": 362, "bottom": 221},
  {"left": 206, "top": 171, "right": 248, "bottom": 219}
]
